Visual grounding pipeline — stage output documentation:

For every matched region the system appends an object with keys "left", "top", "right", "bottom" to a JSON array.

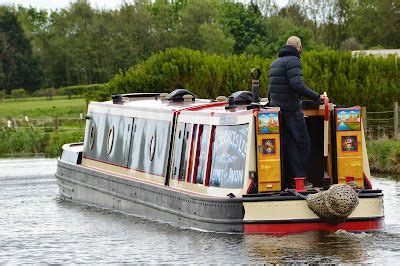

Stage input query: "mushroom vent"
[
  {"left": 166, "top": 89, "right": 197, "bottom": 102},
  {"left": 229, "top": 91, "right": 259, "bottom": 105}
]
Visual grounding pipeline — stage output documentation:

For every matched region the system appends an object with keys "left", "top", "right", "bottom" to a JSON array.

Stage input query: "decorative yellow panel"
[
  {"left": 336, "top": 107, "right": 364, "bottom": 187},
  {"left": 255, "top": 110, "right": 282, "bottom": 192}
]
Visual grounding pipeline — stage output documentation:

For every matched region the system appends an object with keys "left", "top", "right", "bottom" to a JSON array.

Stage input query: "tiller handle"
[{"left": 323, "top": 92, "right": 329, "bottom": 157}]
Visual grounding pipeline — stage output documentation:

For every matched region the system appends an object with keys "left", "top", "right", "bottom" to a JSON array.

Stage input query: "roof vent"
[
  {"left": 216, "top": 96, "right": 227, "bottom": 102},
  {"left": 166, "top": 89, "right": 197, "bottom": 102},
  {"left": 228, "top": 91, "right": 258, "bottom": 105},
  {"left": 159, "top": 93, "right": 169, "bottom": 100},
  {"left": 183, "top": 94, "right": 194, "bottom": 102},
  {"left": 111, "top": 94, "right": 123, "bottom": 104}
]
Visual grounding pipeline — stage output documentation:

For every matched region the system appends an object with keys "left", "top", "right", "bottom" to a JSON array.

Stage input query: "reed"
[
  {"left": 0, "top": 128, "right": 84, "bottom": 158},
  {"left": 367, "top": 140, "right": 400, "bottom": 174}
]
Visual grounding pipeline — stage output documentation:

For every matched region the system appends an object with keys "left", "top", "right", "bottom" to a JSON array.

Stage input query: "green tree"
[
  {"left": 0, "top": 8, "right": 43, "bottom": 93},
  {"left": 219, "top": 2, "right": 266, "bottom": 54},
  {"left": 198, "top": 23, "right": 235, "bottom": 55},
  {"left": 178, "top": 0, "right": 219, "bottom": 50}
]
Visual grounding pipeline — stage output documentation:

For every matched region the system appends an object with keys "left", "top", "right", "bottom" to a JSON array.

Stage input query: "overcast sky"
[{"left": 0, "top": 0, "right": 289, "bottom": 10}]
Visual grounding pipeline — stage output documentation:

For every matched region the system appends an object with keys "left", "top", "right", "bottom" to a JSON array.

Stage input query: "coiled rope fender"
[{"left": 306, "top": 184, "right": 359, "bottom": 224}]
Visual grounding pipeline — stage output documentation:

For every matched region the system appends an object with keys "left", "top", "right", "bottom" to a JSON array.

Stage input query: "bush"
[
  {"left": 37, "top": 87, "right": 57, "bottom": 100},
  {"left": 11, "top": 88, "right": 26, "bottom": 101},
  {"left": 45, "top": 131, "right": 84, "bottom": 157},
  {"left": 103, "top": 48, "right": 399, "bottom": 111},
  {"left": 58, "top": 84, "right": 106, "bottom": 99},
  {"left": 108, "top": 48, "right": 273, "bottom": 100}
]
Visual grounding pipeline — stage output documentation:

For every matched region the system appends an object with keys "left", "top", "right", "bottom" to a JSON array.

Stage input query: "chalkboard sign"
[
  {"left": 209, "top": 124, "right": 249, "bottom": 188},
  {"left": 195, "top": 125, "right": 210, "bottom": 184}
]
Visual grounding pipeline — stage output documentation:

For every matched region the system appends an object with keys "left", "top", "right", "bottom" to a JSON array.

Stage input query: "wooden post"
[
  {"left": 54, "top": 116, "right": 58, "bottom": 132},
  {"left": 394, "top": 102, "right": 399, "bottom": 139},
  {"left": 361, "top": 107, "right": 367, "bottom": 133}
]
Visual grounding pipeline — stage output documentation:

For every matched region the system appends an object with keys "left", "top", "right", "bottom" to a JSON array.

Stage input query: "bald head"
[{"left": 286, "top": 36, "right": 302, "bottom": 52}]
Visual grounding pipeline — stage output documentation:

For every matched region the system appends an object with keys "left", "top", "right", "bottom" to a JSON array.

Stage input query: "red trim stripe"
[
  {"left": 246, "top": 179, "right": 255, "bottom": 194},
  {"left": 175, "top": 101, "right": 227, "bottom": 115},
  {"left": 244, "top": 219, "right": 384, "bottom": 234}
]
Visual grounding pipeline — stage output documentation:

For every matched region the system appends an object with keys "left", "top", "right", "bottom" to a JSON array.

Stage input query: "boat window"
[
  {"left": 129, "top": 118, "right": 171, "bottom": 176},
  {"left": 106, "top": 126, "right": 115, "bottom": 154},
  {"left": 172, "top": 123, "right": 192, "bottom": 181},
  {"left": 209, "top": 124, "right": 249, "bottom": 188},
  {"left": 172, "top": 123, "right": 185, "bottom": 179},
  {"left": 89, "top": 123, "right": 96, "bottom": 150},
  {"left": 181, "top": 124, "right": 193, "bottom": 181},
  {"left": 193, "top": 125, "right": 210, "bottom": 185},
  {"left": 84, "top": 114, "right": 133, "bottom": 168}
]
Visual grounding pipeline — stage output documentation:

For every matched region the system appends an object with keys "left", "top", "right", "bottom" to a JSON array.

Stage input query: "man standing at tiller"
[{"left": 268, "top": 36, "right": 326, "bottom": 188}]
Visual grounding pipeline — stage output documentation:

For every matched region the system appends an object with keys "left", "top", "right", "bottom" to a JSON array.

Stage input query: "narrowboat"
[{"left": 56, "top": 73, "right": 384, "bottom": 234}]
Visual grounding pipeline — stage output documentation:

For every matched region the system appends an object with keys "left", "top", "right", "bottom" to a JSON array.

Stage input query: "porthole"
[
  {"left": 149, "top": 133, "right": 156, "bottom": 161},
  {"left": 107, "top": 126, "right": 115, "bottom": 154},
  {"left": 89, "top": 123, "right": 96, "bottom": 150}
]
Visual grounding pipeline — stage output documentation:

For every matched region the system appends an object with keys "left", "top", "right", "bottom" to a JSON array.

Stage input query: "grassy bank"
[
  {"left": 367, "top": 140, "right": 400, "bottom": 174},
  {"left": 0, "top": 96, "right": 87, "bottom": 119},
  {"left": 0, "top": 96, "right": 87, "bottom": 158}
]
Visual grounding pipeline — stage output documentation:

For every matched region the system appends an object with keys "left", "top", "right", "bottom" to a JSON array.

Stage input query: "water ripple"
[{"left": 0, "top": 159, "right": 399, "bottom": 264}]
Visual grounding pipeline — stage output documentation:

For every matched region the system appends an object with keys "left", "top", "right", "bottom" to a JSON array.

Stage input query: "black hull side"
[{"left": 55, "top": 160, "right": 245, "bottom": 232}]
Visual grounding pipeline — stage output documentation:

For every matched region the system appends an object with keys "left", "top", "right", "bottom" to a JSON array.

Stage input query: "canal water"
[{"left": 0, "top": 158, "right": 399, "bottom": 264}]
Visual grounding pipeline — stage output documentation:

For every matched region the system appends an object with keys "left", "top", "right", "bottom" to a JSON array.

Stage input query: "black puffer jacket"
[{"left": 268, "top": 45, "right": 320, "bottom": 111}]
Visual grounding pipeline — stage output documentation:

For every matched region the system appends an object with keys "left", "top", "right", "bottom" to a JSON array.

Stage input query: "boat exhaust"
[{"left": 250, "top": 68, "right": 261, "bottom": 103}]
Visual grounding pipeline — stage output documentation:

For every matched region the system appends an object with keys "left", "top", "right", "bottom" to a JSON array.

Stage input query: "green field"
[
  {"left": 0, "top": 96, "right": 87, "bottom": 119},
  {"left": 0, "top": 96, "right": 87, "bottom": 158}
]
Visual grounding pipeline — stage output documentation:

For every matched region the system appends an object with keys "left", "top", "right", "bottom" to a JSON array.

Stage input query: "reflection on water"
[
  {"left": 0, "top": 159, "right": 399, "bottom": 264},
  {"left": 243, "top": 230, "right": 400, "bottom": 264}
]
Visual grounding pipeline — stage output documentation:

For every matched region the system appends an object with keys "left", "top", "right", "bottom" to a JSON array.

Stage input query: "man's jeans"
[{"left": 281, "top": 111, "right": 310, "bottom": 188}]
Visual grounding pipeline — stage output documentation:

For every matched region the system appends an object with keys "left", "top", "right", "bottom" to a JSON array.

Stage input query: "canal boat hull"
[{"left": 56, "top": 154, "right": 384, "bottom": 234}]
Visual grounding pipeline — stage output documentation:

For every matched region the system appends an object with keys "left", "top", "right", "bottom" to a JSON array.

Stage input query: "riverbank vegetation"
[
  {"left": 0, "top": 96, "right": 86, "bottom": 157},
  {"left": 367, "top": 140, "right": 400, "bottom": 174}
]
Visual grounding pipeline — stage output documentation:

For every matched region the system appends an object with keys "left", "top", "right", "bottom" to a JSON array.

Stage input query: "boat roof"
[{"left": 89, "top": 96, "right": 258, "bottom": 115}]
